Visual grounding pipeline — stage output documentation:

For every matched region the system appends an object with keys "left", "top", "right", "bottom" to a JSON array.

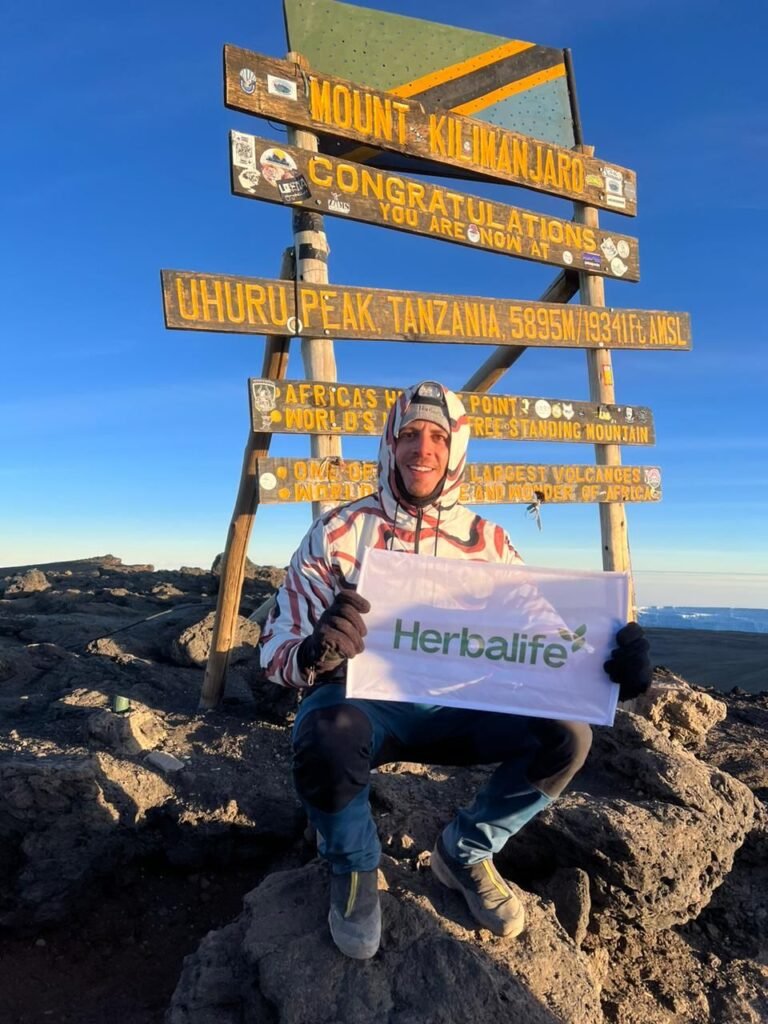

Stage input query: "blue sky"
[{"left": 3, "top": 0, "right": 767, "bottom": 608}]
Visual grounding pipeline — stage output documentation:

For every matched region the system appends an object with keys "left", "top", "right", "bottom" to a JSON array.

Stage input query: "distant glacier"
[{"left": 638, "top": 606, "right": 768, "bottom": 634}]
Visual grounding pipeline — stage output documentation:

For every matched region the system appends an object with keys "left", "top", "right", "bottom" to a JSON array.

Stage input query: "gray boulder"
[
  {"left": 365, "top": 711, "right": 755, "bottom": 937},
  {"left": 634, "top": 674, "right": 728, "bottom": 747},
  {"left": 4, "top": 569, "right": 51, "bottom": 595},
  {"left": 0, "top": 752, "right": 172, "bottom": 926},
  {"left": 167, "top": 859, "right": 604, "bottom": 1024},
  {"left": 169, "top": 612, "right": 261, "bottom": 669},
  {"left": 503, "top": 712, "right": 755, "bottom": 934},
  {"left": 87, "top": 704, "right": 168, "bottom": 755}
]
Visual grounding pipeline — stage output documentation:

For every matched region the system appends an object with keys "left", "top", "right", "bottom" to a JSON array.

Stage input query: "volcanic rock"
[
  {"left": 169, "top": 612, "right": 261, "bottom": 669},
  {"left": 633, "top": 671, "right": 728, "bottom": 747},
  {"left": 4, "top": 569, "right": 51, "bottom": 595},
  {"left": 0, "top": 557, "right": 766, "bottom": 1024},
  {"left": 167, "top": 859, "right": 604, "bottom": 1024},
  {"left": 87, "top": 704, "right": 168, "bottom": 755}
]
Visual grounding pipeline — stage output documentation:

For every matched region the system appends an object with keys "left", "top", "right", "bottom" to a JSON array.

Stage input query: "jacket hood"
[{"left": 377, "top": 382, "right": 470, "bottom": 519}]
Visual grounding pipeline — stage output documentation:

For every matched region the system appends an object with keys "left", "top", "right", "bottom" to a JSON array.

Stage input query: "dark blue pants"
[{"left": 293, "top": 684, "right": 592, "bottom": 874}]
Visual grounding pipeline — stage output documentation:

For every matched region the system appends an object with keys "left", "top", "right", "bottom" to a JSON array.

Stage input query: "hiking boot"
[
  {"left": 430, "top": 834, "right": 525, "bottom": 938},
  {"left": 328, "top": 869, "right": 381, "bottom": 959}
]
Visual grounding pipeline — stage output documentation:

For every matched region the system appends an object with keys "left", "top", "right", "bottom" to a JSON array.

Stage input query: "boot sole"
[
  {"left": 431, "top": 846, "right": 525, "bottom": 938},
  {"left": 328, "top": 908, "right": 381, "bottom": 960}
]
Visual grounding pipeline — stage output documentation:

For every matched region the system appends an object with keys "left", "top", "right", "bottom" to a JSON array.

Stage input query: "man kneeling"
[{"left": 259, "top": 381, "right": 651, "bottom": 959}]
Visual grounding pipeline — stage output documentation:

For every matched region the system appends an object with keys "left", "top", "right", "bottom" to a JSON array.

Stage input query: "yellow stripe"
[
  {"left": 482, "top": 859, "right": 510, "bottom": 897},
  {"left": 453, "top": 63, "right": 566, "bottom": 117},
  {"left": 344, "top": 871, "right": 358, "bottom": 917},
  {"left": 391, "top": 40, "right": 535, "bottom": 99},
  {"left": 334, "top": 50, "right": 562, "bottom": 165}
]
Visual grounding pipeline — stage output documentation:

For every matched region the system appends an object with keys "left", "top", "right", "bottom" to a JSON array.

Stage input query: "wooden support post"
[
  {"left": 461, "top": 270, "right": 579, "bottom": 393},
  {"left": 199, "top": 249, "right": 295, "bottom": 711},
  {"left": 287, "top": 51, "right": 341, "bottom": 520},
  {"left": 574, "top": 145, "right": 635, "bottom": 609}
]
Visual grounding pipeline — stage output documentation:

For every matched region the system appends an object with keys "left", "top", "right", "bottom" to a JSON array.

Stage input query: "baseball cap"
[{"left": 398, "top": 381, "right": 450, "bottom": 435}]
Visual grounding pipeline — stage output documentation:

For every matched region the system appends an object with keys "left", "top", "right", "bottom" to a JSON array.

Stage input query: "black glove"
[
  {"left": 604, "top": 621, "right": 652, "bottom": 701},
  {"left": 297, "top": 589, "right": 371, "bottom": 677}
]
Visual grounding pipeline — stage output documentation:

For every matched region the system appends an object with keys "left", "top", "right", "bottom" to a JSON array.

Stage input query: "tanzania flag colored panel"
[{"left": 283, "top": 0, "right": 574, "bottom": 175}]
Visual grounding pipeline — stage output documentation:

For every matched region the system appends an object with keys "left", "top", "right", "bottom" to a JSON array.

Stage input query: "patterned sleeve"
[
  {"left": 500, "top": 526, "right": 525, "bottom": 565},
  {"left": 259, "top": 518, "right": 338, "bottom": 688}
]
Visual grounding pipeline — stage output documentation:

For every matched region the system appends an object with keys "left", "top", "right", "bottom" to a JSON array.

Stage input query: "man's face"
[{"left": 395, "top": 419, "right": 450, "bottom": 499}]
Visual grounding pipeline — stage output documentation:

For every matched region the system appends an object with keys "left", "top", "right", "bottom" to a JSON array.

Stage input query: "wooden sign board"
[
  {"left": 249, "top": 379, "right": 656, "bottom": 445},
  {"left": 223, "top": 46, "right": 637, "bottom": 215},
  {"left": 162, "top": 270, "right": 691, "bottom": 351},
  {"left": 256, "top": 457, "right": 662, "bottom": 505},
  {"left": 230, "top": 132, "right": 640, "bottom": 281}
]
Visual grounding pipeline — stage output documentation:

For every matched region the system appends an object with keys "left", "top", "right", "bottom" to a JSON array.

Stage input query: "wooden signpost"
[
  {"left": 224, "top": 46, "right": 638, "bottom": 214},
  {"left": 248, "top": 379, "right": 656, "bottom": 445},
  {"left": 162, "top": 270, "right": 690, "bottom": 350},
  {"left": 230, "top": 131, "right": 640, "bottom": 280},
  {"left": 255, "top": 456, "right": 662, "bottom": 506},
  {"left": 160, "top": 5, "right": 691, "bottom": 708}
]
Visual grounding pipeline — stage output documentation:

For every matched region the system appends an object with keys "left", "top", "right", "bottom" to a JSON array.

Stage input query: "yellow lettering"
[
  {"left": 542, "top": 149, "right": 557, "bottom": 187},
  {"left": 351, "top": 90, "right": 372, "bottom": 136},
  {"left": 487, "top": 306, "right": 500, "bottom": 339},
  {"left": 224, "top": 282, "right": 245, "bottom": 323},
  {"left": 331, "top": 84, "right": 351, "bottom": 127},
  {"left": 495, "top": 136, "right": 511, "bottom": 174},
  {"left": 360, "top": 167, "right": 384, "bottom": 202},
  {"left": 309, "top": 79, "right": 331, "bottom": 122},
  {"left": 434, "top": 300, "right": 449, "bottom": 336},
  {"left": 451, "top": 303, "right": 465, "bottom": 337},
  {"left": 356, "top": 293, "right": 376, "bottom": 333},
  {"left": 298, "top": 287, "right": 321, "bottom": 327},
  {"left": 175, "top": 278, "right": 199, "bottom": 320},
  {"left": 308, "top": 155, "right": 332, "bottom": 188},
  {"left": 464, "top": 302, "right": 479, "bottom": 338},
  {"left": 387, "top": 295, "right": 404, "bottom": 332},
  {"left": 373, "top": 95, "right": 392, "bottom": 140},
  {"left": 571, "top": 156, "right": 584, "bottom": 194},
  {"left": 245, "top": 283, "right": 268, "bottom": 325},
  {"left": 392, "top": 101, "right": 409, "bottom": 145},
  {"left": 429, "top": 113, "right": 447, "bottom": 155},
  {"left": 385, "top": 175, "right": 405, "bottom": 205},
  {"left": 511, "top": 138, "right": 528, "bottom": 179},
  {"left": 403, "top": 298, "right": 417, "bottom": 333},
  {"left": 320, "top": 289, "right": 340, "bottom": 330},
  {"left": 417, "top": 298, "right": 434, "bottom": 335},
  {"left": 479, "top": 129, "right": 496, "bottom": 170},
  {"left": 337, "top": 163, "right": 358, "bottom": 194},
  {"left": 341, "top": 292, "right": 358, "bottom": 331},
  {"left": 199, "top": 279, "right": 224, "bottom": 321},
  {"left": 406, "top": 181, "right": 427, "bottom": 212}
]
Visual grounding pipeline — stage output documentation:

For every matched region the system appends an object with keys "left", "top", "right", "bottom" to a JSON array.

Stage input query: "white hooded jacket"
[{"left": 259, "top": 382, "right": 523, "bottom": 688}]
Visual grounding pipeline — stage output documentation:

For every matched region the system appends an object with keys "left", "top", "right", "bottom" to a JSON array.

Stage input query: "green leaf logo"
[
  {"left": 572, "top": 624, "right": 587, "bottom": 652},
  {"left": 559, "top": 624, "right": 588, "bottom": 652}
]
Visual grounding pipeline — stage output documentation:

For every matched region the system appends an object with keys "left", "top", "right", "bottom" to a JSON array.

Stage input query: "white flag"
[{"left": 347, "top": 549, "right": 629, "bottom": 726}]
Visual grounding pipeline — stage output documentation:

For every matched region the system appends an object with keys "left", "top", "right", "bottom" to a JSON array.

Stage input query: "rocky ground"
[{"left": 0, "top": 556, "right": 765, "bottom": 1024}]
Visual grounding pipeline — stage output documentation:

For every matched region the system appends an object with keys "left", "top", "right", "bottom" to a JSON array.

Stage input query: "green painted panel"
[{"left": 283, "top": 0, "right": 575, "bottom": 150}]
